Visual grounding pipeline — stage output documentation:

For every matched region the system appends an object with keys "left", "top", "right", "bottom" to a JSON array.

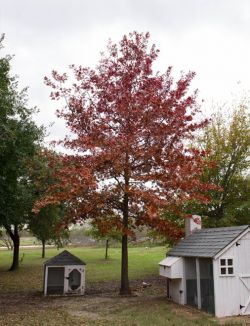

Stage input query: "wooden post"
[
  {"left": 196, "top": 258, "right": 201, "bottom": 309},
  {"left": 44, "top": 266, "right": 48, "bottom": 296},
  {"left": 182, "top": 258, "right": 187, "bottom": 305}
]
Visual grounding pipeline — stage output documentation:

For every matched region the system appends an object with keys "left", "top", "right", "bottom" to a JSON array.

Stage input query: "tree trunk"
[
  {"left": 120, "top": 166, "right": 131, "bottom": 295},
  {"left": 120, "top": 232, "right": 130, "bottom": 294},
  {"left": 105, "top": 238, "right": 109, "bottom": 260},
  {"left": 5, "top": 224, "right": 20, "bottom": 271},
  {"left": 42, "top": 239, "right": 46, "bottom": 258}
]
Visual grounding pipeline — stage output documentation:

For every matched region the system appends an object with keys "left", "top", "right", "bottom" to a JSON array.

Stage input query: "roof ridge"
[
  {"left": 44, "top": 250, "right": 86, "bottom": 266},
  {"left": 168, "top": 225, "right": 249, "bottom": 258}
]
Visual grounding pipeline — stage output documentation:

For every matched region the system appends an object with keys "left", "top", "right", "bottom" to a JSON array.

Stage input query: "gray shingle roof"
[
  {"left": 168, "top": 225, "right": 249, "bottom": 258},
  {"left": 44, "top": 250, "right": 86, "bottom": 266}
]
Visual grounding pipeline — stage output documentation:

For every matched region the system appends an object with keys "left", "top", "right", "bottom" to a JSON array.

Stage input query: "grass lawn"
[
  {"left": 0, "top": 246, "right": 248, "bottom": 325},
  {"left": 0, "top": 246, "right": 167, "bottom": 291}
]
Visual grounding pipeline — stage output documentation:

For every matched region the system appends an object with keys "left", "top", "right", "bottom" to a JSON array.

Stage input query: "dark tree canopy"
[{"left": 0, "top": 35, "right": 44, "bottom": 270}]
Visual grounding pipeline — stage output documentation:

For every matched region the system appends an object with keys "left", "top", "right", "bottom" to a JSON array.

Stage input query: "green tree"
[
  {"left": 86, "top": 217, "right": 121, "bottom": 260},
  {"left": 221, "top": 175, "right": 250, "bottom": 226},
  {"left": 198, "top": 103, "right": 250, "bottom": 226},
  {"left": 29, "top": 205, "right": 68, "bottom": 258},
  {"left": 0, "top": 35, "right": 44, "bottom": 270},
  {"left": 28, "top": 150, "right": 69, "bottom": 258}
]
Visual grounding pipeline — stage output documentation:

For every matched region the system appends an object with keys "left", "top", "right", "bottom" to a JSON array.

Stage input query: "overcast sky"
[{"left": 1, "top": 0, "right": 250, "bottom": 143}]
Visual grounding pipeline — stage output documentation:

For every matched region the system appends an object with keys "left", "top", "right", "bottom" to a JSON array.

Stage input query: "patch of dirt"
[
  {"left": 218, "top": 316, "right": 250, "bottom": 325},
  {"left": 70, "top": 310, "right": 100, "bottom": 319},
  {"left": 0, "top": 291, "right": 47, "bottom": 314},
  {"left": 0, "top": 277, "right": 249, "bottom": 325},
  {"left": 85, "top": 276, "right": 166, "bottom": 295},
  {"left": 0, "top": 277, "right": 165, "bottom": 315}
]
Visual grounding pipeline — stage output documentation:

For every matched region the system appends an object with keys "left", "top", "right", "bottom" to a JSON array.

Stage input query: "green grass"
[
  {"left": 0, "top": 246, "right": 167, "bottom": 291},
  {"left": 100, "top": 300, "right": 219, "bottom": 326}
]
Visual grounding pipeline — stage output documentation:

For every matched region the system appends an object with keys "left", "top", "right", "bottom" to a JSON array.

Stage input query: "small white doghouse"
[
  {"left": 44, "top": 250, "right": 86, "bottom": 296},
  {"left": 159, "top": 216, "right": 250, "bottom": 317}
]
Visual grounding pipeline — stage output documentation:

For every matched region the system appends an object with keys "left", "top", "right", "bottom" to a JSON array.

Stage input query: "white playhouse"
[
  {"left": 44, "top": 250, "right": 86, "bottom": 296},
  {"left": 159, "top": 217, "right": 250, "bottom": 317}
]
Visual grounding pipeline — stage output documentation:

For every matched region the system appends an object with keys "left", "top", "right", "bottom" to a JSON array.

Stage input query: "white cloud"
[{"left": 1, "top": 0, "right": 250, "bottom": 141}]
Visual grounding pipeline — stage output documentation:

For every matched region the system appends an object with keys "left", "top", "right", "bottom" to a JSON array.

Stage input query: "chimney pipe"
[{"left": 185, "top": 215, "right": 202, "bottom": 237}]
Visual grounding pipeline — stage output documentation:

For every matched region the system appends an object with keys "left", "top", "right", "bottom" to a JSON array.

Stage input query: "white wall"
[
  {"left": 213, "top": 230, "right": 250, "bottom": 317},
  {"left": 159, "top": 257, "right": 183, "bottom": 279},
  {"left": 238, "top": 232, "right": 250, "bottom": 315},
  {"left": 169, "top": 278, "right": 185, "bottom": 305},
  {"left": 44, "top": 264, "right": 85, "bottom": 296},
  {"left": 159, "top": 257, "right": 185, "bottom": 305},
  {"left": 64, "top": 264, "right": 86, "bottom": 295}
]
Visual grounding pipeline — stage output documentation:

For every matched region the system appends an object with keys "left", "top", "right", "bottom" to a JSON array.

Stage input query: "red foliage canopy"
[{"left": 36, "top": 32, "right": 213, "bottom": 241}]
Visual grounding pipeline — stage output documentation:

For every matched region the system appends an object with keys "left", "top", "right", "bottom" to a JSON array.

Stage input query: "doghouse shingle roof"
[
  {"left": 168, "top": 225, "right": 249, "bottom": 258},
  {"left": 44, "top": 250, "right": 86, "bottom": 266}
]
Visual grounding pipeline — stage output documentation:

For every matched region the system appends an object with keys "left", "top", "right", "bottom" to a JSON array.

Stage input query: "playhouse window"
[{"left": 220, "top": 258, "right": 234, "bottom": 276}]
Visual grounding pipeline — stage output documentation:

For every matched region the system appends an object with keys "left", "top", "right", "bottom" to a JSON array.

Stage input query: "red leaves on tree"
[
  {"left": 38, "top": 31, "right": 214, "bottom": 238},
  {"left": 36, "top": 32, "right": 216, "bottom": 293}
]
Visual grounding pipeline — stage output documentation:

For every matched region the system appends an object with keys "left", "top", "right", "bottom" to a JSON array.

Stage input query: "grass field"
[
  {"left": 0, "top": 246, "right": 248, "bottom": 325},
  {"left": 0, "top": 246, "right": 166, "bottom": 291}
]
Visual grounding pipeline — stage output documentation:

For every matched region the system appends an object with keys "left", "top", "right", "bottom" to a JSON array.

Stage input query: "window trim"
[{"left": 219, "top": 258, "right": 235, "bottom": 277}]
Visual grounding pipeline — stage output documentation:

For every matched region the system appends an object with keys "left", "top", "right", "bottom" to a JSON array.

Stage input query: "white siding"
[
  {"left": 238, "top": 234, "right": 250, "bottom": 315},
  {"left": 159, "top": 257, "right": 183, "bottom": 279},
  {"left": 159, "top": 257, "right": 185, "bottom": 304},
  {"left": 64, "top": 264, "right": 86, "bottom": 295},
  {"left": 44, "top": 264, "right": 85, "bottom": 296},
  {"left": 244, "top": 231, "right": 250, "bottom": 240},
  {"left": 169, "top": 278, "right": 185, "bottom": 304},
  {"left": 214, "top": 230, "right": 250, "bottom": 317}
]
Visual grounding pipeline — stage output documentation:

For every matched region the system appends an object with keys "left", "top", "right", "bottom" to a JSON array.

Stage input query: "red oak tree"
[{"left": 36, "top": 32, "right": 213, "bottom": 294}]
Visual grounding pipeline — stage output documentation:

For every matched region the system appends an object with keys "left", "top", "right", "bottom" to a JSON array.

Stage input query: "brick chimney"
[{"left": 185, "top": 215, "right": 202, "bottom": 237}]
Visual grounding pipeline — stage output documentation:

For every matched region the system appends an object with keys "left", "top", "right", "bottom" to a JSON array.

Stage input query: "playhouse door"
[
  {"left": 239, "top": 275, "right": 250, "bottom": 315},
  {"left": 64, "top": 266, "right": 82, "bottom": 294}
]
